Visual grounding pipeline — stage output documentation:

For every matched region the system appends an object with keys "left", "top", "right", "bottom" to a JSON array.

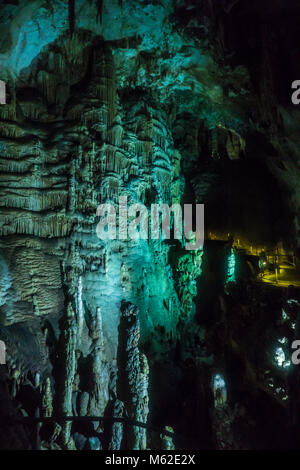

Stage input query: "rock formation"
[{"left": 0, "top": 0, "right": 299, "bottom": 450}]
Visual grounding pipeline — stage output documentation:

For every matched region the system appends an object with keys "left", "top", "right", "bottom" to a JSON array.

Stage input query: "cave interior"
[{"left": 0, "top": 0, "right": 300, "bottom": 451}]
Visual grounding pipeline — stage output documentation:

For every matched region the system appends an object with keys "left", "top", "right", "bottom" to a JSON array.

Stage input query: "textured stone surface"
[{"left": 0, "top": 0, "right": 300, "bottom": 451}]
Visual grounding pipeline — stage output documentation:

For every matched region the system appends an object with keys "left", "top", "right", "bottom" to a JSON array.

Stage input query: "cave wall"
[{"left": 0, "top": 0, "right": 299, "bottom": 450}]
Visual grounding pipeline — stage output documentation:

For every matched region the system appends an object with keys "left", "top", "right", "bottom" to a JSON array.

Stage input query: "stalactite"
[
  {"left": 107, "top": 123, "right": 123, "bottom": 147},
  {"left": 37, "top": 70, "right": 57, "bottom": 104},
  {"left": 226, "top": 128, "right": 245, "bottom": 160},
  {"left": 77, "top": 145, "right": 83, "bottom": 169},
  {"left": 69, "top": 159, "right": 76, "bottom": 212},
  {"left": 0, "top": 214, "right": 73, "bottom": 238},
  {"left": 68, "top": 0, "right": 76, "bottom": 36},
  {"left": 95, "top": 52, "right": 117, "bottom": 127},
  {"left": 0, "top": 123, "right": 23, "bottom": 139},
  {"left": 210, "top": 126, "right": 219, "bottom": 159},
  {"left": 1, "top": 191, "right": 68, "bottom": 212},
  {"left": 96, "top": 0, "right": 103, "bottom": 24},
  {"left": 0, "top": 94, "right": 16, "bottom": 121},
  {"left": 62, "top": 34, "right": 85, "bottom": 66},
  {"left": 89, "top": 143, "right": 96, "bottom": 182}
]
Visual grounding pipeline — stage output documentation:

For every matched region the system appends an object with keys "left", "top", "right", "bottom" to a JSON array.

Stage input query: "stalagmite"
[
  {"left": 109, "top": 399, "right": 125, "bottom": 450},
  {"left": 42, "top": 377, "right": 53, "bottom": 418},
  {"left": 87, "top": 307, "right": 109, "bottom": 419},
  {"left": 76, "top": 276, "right": 84, "bottom": 341},
  {"left": 161, "top": 426, "right": 175, "bottom": 450},
  {"left": 117, "top": 301, "right": 149, "bottom": 450},
  {"left": 55, "top": 303, "right": 77, "bottom": 448}
]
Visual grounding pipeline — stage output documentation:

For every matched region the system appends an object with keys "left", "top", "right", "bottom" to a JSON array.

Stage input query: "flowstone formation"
[{"left": 0, "top": 0, "right": 300, "bottom": 450}]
